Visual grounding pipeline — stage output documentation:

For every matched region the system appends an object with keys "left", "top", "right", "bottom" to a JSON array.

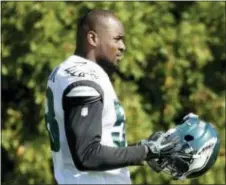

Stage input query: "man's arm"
[{"left": 63, "top": 95, "right": 147, "bottom": 171}]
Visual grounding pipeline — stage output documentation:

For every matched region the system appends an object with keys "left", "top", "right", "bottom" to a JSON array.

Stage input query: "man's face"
[{"left": 96, "top": 17, "right": 126, "bottom": 65}]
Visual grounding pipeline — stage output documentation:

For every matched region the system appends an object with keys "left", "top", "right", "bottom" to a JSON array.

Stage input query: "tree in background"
[{"left": 2, "top": 2, "right": 225, "bottom": 184}]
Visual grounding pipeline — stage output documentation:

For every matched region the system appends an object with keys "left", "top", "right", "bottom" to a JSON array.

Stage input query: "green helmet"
[{"left": 162, "top": 113, "right": 220, "bottom": 180}]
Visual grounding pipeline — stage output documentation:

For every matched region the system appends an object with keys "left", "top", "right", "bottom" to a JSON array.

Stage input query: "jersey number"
[
  {"left": 112, "top": 100, "right": 126, "bottom": 147},
  {"left": 45, "top": 87, "right": 60, "bottom": 152}
]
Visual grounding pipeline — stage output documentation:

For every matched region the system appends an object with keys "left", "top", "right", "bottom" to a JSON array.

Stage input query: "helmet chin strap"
[
  {"left": 175, "top": 175, "right": 187, "bottom": 180},
  {"left": 161, "top": 166, "right": 187, "bottom": 180},
  {"left": 160, "top": 152, "right": 192, "bottom": 180}
]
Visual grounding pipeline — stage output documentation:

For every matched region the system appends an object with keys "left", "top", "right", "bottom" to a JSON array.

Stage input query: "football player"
[{"left": 45, "top": 9, "right": 180, "bottom": 184}]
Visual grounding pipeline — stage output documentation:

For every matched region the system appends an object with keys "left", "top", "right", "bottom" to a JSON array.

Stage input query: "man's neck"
[
  {"left": 74, "top": 50, "right": 97, "bottom": 63},
  {"left": 97, "top": 60, "right": 118, "bottom": 79}
]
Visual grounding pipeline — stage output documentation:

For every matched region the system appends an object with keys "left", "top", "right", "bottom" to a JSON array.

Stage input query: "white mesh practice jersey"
[{"left": 45, "top": 55, "right": 131, "bottom": 184}]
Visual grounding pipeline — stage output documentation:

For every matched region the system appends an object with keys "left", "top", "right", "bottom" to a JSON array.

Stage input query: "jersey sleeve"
[
  {"left": 59, "top": 59, "right": 104, "bottom": 98},
  {"left": 62, "top": 80, "right": 104, "bottom": 110}
]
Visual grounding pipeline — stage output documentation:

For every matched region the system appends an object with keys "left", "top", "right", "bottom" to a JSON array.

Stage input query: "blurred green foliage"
[{"left": 2, "top": 2, "right": 225, "bottom": 184}]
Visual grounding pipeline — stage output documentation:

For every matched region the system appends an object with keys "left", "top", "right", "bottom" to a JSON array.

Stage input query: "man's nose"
[{"left": 119, "top": 41, "right": 126, "bottom": 52}]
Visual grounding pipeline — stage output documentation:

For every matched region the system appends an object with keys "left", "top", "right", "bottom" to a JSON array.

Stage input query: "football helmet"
[{"left": 160, "top": 113, "right": 220, "bottom": 180}]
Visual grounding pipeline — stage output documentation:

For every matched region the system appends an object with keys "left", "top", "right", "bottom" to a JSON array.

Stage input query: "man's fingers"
[{"left": 158, "top": 134, "right": 181, "bottom": 154}]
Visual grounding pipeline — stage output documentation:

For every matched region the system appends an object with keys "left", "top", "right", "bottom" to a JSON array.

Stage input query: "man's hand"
[
  {"left": 139, "top": 131, "right": 181, "bottom": 173},
  {"left": 144, "top": 131, "right": 180, "bottom": 160}
]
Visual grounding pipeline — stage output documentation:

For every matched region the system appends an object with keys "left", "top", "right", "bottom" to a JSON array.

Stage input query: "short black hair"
[{"left": 75, "top": 9, "right": 115, "bottom": 49}]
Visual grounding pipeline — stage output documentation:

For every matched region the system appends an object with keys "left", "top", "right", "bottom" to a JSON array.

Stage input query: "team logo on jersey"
[
  {"left": 81, "top": 107, "right": 88, "bottom": 117},
  {"left": 65, "top": 66, "right": 99, "bottom": 79}
]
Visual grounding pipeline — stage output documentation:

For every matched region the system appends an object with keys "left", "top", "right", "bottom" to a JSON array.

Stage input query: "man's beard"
[
  {"left": 97, "top": 57, "right": 119, "bottom": 77},
  {"left": 97, "top": 57, "right": 133, "bottom": 82}
]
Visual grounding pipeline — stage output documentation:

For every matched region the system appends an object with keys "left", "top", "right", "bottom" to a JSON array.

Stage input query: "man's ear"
[{"left": 87, "top": 30, "right": 98, "bottom": 47}]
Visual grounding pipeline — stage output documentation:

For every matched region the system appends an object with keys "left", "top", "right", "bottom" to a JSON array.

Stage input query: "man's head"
[{"left": 76, "top": 10, "right": 126, "bottom": 66}]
